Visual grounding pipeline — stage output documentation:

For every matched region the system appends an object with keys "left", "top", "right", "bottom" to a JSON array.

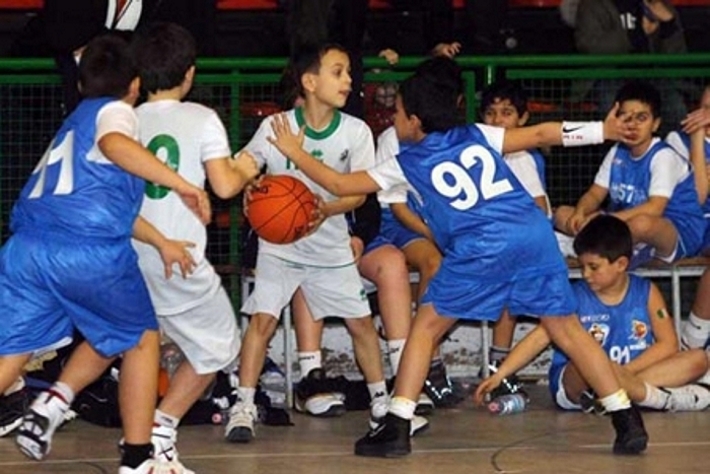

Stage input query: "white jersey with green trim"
[
  {"left": 243, "top": 107, "right": 375, "bottom": 267},
  {"left": 133, "top": 100, "right": 231, "bottom": 315}
]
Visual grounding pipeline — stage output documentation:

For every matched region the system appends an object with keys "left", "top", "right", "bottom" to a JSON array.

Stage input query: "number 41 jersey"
[
  {"left": 368, "top": 123, "right": 565, "bottom": 281},
  {"left": 11, "top": 98, "right": 144, "bottom": 241}
]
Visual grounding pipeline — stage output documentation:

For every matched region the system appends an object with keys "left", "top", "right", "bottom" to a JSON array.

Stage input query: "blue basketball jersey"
[
  {"left": 550, "top": 275, "right": 653, "bottom": 372},
  {"left": 10, "top": 98, "right": 145, "bottom": 241},
  {"left": 607, "top": 140, "right": 704, "bottom": 256},
  {"left": 395, "top": 124, "right": 565, "bottom": 280}
]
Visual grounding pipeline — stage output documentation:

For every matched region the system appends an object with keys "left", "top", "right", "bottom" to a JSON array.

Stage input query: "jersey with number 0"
[
  {"left": 368, "top": 123, "right": 565, "bottom": 281},
  {"left": 243, "top": 107, "right": 375, "bottom": 267},
  {"left": 11, "top": 98, "right": 144, "bottom": 239},
  {"left": 549, "top": 275, "right": 653, "bottom": 374},
  {"left": 133, "top": 100, "right": 231, "bottom": 315},
  {"left": 595, "top": 138, "right": 705, "bottom": 256}
]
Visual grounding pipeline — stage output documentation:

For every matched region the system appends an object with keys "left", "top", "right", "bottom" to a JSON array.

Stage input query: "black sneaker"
[
  {"left": 424, "top": 360, "right": 464, "bottom": 408},
  {"left": 354, "top": 413, "right": 411, "bottom": 458},
  {"left": 611, "top": 405, "right": 648, "bottom": 455},
  {"left": 0, "top": 389, "right": 29, "bottom": 437},
  {"left": 294, "top": 369, "right": 345, "bottom": 417}
]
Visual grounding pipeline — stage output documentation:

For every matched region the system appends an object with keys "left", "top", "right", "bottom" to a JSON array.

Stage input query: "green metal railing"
[{"left": 2, "top": 53, "right": 709, "bottom": 308}]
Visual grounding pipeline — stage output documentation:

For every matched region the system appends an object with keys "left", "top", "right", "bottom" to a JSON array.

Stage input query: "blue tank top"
[
  {"left": 11, "top": 98, "right": 144, "bottom": 241},
  {"left": 395, "top": 124, "right": 564, "bottom": 280},
  {"left": 550, "top": 275, "right": 654, "bottom": 370},
  {"left": 607, "top": 140, "right": 702, "bottom": 227}
]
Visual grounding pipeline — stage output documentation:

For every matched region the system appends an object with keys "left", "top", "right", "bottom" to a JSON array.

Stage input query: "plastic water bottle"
[
  {"left": 260, "top": 357, "right": 287, "bottom": 408},
  {"left": 488, "top": 393, "right": 528, "bottom": 415},
  {"left": 159, "top": 343, "right": 184, "bottom": 396}
]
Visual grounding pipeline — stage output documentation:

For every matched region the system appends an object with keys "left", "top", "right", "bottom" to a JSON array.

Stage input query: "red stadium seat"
[
  {"left": 508, "top": 0, "right": 562, "bottom": 7},
  {"left": 0, "top": 0, "right": 43, "bottom": 8},
  {"left": 217, "top": 0, "right": 279, "bottom": 10}
]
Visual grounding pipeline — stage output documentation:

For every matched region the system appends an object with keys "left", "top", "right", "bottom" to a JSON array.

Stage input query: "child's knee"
[
  {"left": 345, "top": 316, "right": 377, "bottom": 338},
  {"left": 246, "top": 313, "right": 279, "bottom": 339}
]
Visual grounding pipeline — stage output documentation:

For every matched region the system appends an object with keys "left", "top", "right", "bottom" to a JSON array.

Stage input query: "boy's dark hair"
[
  {"left": 131, "top": 22, "right": 196, "bottom": 94},
  {"left": 79, "top": 33, "right": 137, "bottom": 99},
  {"left": 399, "top": 73, "right": 463, "bottom": 134},
  {"left": 614, "top": 80, "right": 662, "bottom": 118},
  {"left": 480, "top": 80, "right": 528, "bottom": 116},
  {"left": 281, "top": 42, "right": 349, "bottom": 108},
  {"left": 414, "top": 56, "right": 464, "bottom": 97},
  {"left": 573, "top": 214, "right": 633, "bottom": 262}
]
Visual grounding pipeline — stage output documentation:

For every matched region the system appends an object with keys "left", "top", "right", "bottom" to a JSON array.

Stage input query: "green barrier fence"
[{"left": 1, "top": 53, "right": 709, "bottom": 307}]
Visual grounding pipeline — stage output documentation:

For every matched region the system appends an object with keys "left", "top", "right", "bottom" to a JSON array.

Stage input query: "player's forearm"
[
  {"left": 99, "top": 133, "right": 189, "bottom": 191},
  {"left": 391, "top": 203, "right": 434, "bottom": 240},
  {"left": 494, "top": 326, "right": 552, "bottom": 379},
  {"left": 623, "top": 342, "right": 677, "bottom": 376},
  {"left": 132, "top": 216, "right": 167, "bottom": 250},
  {"left": 612, "top": 198, "right": 667, "bottom": 222},
  {"left": 690, "top": 134, "right": 708, "bottom": 203},
  {"left": 575, "top": 191, "right": 604, "bottom": 216},
  {"left": 323, "top": 195, "right": 366, "bottom": 217}
]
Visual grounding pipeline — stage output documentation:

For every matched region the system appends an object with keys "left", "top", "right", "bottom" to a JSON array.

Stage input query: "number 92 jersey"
[{"left": 368, "top": 123, "right": 566, "bottom": 282}]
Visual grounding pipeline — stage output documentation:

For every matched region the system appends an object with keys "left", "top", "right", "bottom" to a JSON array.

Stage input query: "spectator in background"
[
  {"left": 573, "top": 0, "right": 688, "bottom": 133},
  {"left": 41, "top": 0, "right": 216, "bottom": 115}
]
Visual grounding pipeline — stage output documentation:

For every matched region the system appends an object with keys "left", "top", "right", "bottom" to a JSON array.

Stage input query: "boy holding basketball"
[
  {"left": 130, "top": 22, "right": 259, "bottom": 470},
  {"left": 1, "top": 34, "right": 210, "bottom": 474},
  {"left": 265, "top": 58, "right": 649, "bottom": 457},
  {"left": 231, "top": 43, "right": 389, "bottom": 443}
]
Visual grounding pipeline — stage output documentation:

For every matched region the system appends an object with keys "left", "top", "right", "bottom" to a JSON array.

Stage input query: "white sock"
[
  {"left": 388, "top": 396, "right": 416, "bottom": 420},
  {"left": 599, "top": 389, "right": 631, "bottom": 412},
  {"left": 298, "top": 351, "right": 321, "bottom": 378},
  {"left": 681, "top": 312, "right": 710, "bottom": 349},
  {"left": 639, "top": 383, "right": 671, "bottom": 410},
  {"left": 387, "top": 339, "right": 406, "bottom": 375},
  {"left": 46, "top": 381, "right": 74, "bottom": 406},
  {"left": 237, "top": 386, "right": 256, "bottom": 405},
  {"left": 154, "top": 409, "right": 180, "bottom": 429},
  {"left": 367, "top": 381, "right": 388, "bottom": 403}
]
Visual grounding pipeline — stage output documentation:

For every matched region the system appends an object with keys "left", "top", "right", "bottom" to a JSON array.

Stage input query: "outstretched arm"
[
  {"left": 502, "top": 103, "right": 630, "bottom": 155},
  {"left": 266, "top": 113, "right": 381, "bottom": 197}
]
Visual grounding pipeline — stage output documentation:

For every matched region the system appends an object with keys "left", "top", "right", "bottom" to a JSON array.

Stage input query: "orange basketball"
[{"left": 246, "top": 175, "right": 317, "bottom": 244}]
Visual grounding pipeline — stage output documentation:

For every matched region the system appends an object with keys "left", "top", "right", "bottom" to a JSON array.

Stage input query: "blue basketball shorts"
[
  {"left": 0, "top": 231, "right": 158, "bottom": 358},
  {"left": 422, "top": 261, "right": 577, "bottom": 322},
  {"left": 379, "top": 208, "right": 424, "bottom": 250}
]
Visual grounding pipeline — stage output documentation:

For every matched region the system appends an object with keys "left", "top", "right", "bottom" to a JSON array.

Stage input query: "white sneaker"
[
  {"left": 225, "top": 401, "right": 257, "bottom": 443},
  {"left": 151, "top": 425, "right": 194, "bottom": 473},
  {"left": 294, "top": 392, "right": 346, "bottom": 417},
  {"left": 118, "top": 459, "right": 192, "bottom": 473},
  {"left": 410, "top": 414, "right": 429, "bottom": 437},
  {"left": 368, "top": 396, "right": 390, "bottom": 430},
  {"left": 416, "top": 393, "right": 435, "bottom": 415},
  {"left": 15, "top": 390, "right": 70, "bottom": 460},
  {"left": 666, "top": 384, "right": 710, "bottom": 411}
]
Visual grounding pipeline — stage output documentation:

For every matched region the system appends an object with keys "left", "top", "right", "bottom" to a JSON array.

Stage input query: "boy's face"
[
  {"left": 482, "top": 98, "right": 528, "bottom": 129},
  {"left": 304, "top": 49, "right": 352, "bottom": 109},
  {"left": 578, "top": 252, "right": 628, "bottom": 293},
  {"left": 617, "top": 100, "right": 660, "bottom": 148},
  {"left": 393, "top": 95, "right": 419, "bottom": 143}
]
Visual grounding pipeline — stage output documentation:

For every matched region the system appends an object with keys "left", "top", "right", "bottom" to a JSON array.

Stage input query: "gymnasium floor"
[{"left": 1, "top": 384, "right": 709, "bottom": 474}]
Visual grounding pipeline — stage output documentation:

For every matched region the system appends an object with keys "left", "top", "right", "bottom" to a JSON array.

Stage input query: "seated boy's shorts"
[
  {"left": 671, "top": 214, "right": 703, "bottom": 260},
  {"left": 548, "top": 364, "right": 582, "bottom": 410},
  {"left": 422, "top": 260, "right": 577, "bottom": 322},
  {"left": 379, "top": 208, "right": 424, "bottom": 250},
  {"left": 0, "top": 232, "right": 157, "bottom": 358},
  {"left": 158, "top": 285, "right": 240, "bottom": 374},
  {"left": 241, "top": 253, "right": 371, "bottom": 320}
]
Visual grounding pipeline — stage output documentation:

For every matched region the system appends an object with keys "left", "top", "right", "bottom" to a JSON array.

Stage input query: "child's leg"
[
  {"left": 625, "top": 215, "right": 679, "bottom": 259},
  {"left": 682, "top": 268, "right": 710, "bottom": 348},
  {"left": 0, "top": 355, "right": 32, "bottom": 396},
  {"left": 358, "top": 245, "right": 412, "bottom": 374},
  {"left": 343, "top": 316, "right": 385, "bottom": 385},
  {"left": 401, "top": 240, "right": 440, "bottom": 302},
  {"left": 157, "top": 363, "right": 214, "bottom": 421},
  {"left": 636, "top": 349, "right": 709, "bottom": 388},
  {"left": 491, "top": 309, "right": 517, "bottom": 364}
]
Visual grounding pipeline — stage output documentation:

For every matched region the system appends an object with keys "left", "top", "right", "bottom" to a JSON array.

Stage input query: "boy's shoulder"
[{"left": 138, "top": 99, "right": 218, "bottom": 117}]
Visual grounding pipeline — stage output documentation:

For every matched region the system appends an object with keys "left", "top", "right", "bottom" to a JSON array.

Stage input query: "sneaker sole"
[
  {"left": 410, "top": 422, "right": 429, "bottom": 438},
  {"left": 354, "top": 444, "right": 410, "bottom": 458},
  {"left": 225, "top": 427, "right": 254, "bottom": 444},
  {"left": 414, "top": 404, "right": 434, "bottom": 416},
  {"left": 16, "top": 432, "right": 47, "bottom": 460},
  {"left": 300, "top": 404, "right": 346, "bottom": 418}
]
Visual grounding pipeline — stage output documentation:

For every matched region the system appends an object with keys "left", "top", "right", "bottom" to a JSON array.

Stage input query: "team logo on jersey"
[
  {"left": 588, "top": 323, "right": 609, "bottom": 346},
  {"left": 339, "top": 149, "right": 350, "bottom": 162},
  {"left": 359, "top": 288, "right": 367, "bottom": 301},
  {"left": 630, "top": 319, "right": 648, "bottom": 340}
]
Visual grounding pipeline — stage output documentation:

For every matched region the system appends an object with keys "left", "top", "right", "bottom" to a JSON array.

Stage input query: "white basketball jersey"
[
  {"left": 133, "top": 100, "right": 231, "bottom": 315},
  {"left": 243, "top": 107, "right": 375, "bottom": 267}
]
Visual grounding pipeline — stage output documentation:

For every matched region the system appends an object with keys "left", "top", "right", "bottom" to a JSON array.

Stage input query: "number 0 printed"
[
  {"left": 431, "top": 144, "right": 512, "bottom": 210},
  {"left": 145, "top": 134, "right": 180, "bottom": 199}
]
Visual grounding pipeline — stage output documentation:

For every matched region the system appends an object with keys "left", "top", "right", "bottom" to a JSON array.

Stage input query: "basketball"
[{"left": 246, "top": 175, "right": 317, "bottom": 244}]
